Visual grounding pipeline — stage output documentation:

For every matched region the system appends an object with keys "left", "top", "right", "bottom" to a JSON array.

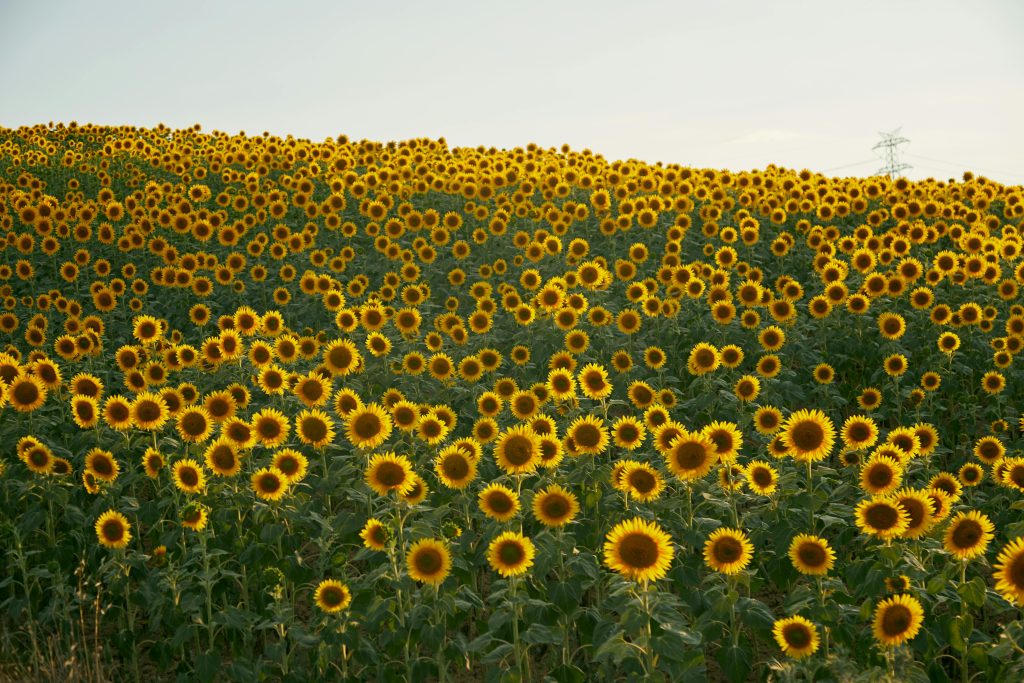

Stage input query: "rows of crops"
[{"left": 1, "top": 122, "right": 1023, "bottom": 681}]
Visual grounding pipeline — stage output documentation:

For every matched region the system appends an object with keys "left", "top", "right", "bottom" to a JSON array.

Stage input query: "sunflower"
[
  {"left": 434, "top": 445, "right": 477, "bottom": 489},
  {"left": 664, "top": 430, "right": 718, "bottom": 481},
  {"left": 687, "top": 343, "right": 720, "bottom": 376},
  {"left": 95, "top": 510, "right": 131, "bottom": 549},
  {"left": 993, "top": 536, "right": 1024, "bottom": 606},
  {"left": 877, "top": 312, "right": 906, "bottom": 340},
  {"left": 958, "top": 463, "right": 984, "bottom": 487},
  {"left": 85, "top": 448, "right": 119, "bottom": 483},
  {"left": 704, "top": 527, "right": 754, "bottom": 575},
  {"left": 130, "top": 392, "right": 168, "bottom": 431},
  {"left": 252, "top": 467, "right": 288, "bottom": 502},
  {"left": 577, "top": 363, "right": 612, "bottom": 400},
  {"left": 479, "top": 483, "right": 520, "bottom": 522},
  {"left": 181, "top": 503, "right": 209, "bottom": 531},
  {"left": 490, "top": 424, "right": 539, "bottom": 475},
  {"left": 322, "top": 339, "right": 362, "bottom": 376},
  {"left": 893, "top": 488, "right": 935, "bottom": 539},
  {"left": 942, "top": 510, "right": 994, "bottom": 561},
  {"left": 531, "top": 484, "right": 579, "bottom": 527},
  {"left": 70, "top": 394, "right": 100, "bottom": 429},
  {"left": 854, "top": 497, "right": 909, "bottom": 540},
  {"left": 487, "top": 531, "right": 536, "bottom": 577},
  {"left": 773, "top": 616, "right": 820, "bottom": 659},
  {"left": 314, "top": 579, "right": 352, "bottom": 613},
  {"left": 781, "top": 409, "right": 835, "bottom": 462},
  {"left": 176, "top": 406, "right": 214, "bottom": 443},
  {"left": 858, "top": 387, "right": 882, "bottom": 411},
  {"left": 566, "top": 414, "right": 609, "bottom": 456},
  {"left": 788, "top": 534, "right": 836, "bottom": 576},
  {"left": 860, "top": 455, "right": 903, "bottom": 496},
  {"left": 702, "top": 421, "right": 743, "bottom": 463},
  {"left": 8, "top": 374, "right": 46, "bottom": 412},
  {"left": 345, "top": 403, "right": 392, "bottom": 450},
  {"left": 21, "top": 442, "right": 53, "bottom": 474},
  {"left": 603, "top": 517, "right": 674, "bottom": 583},
  {"left": 399, "top": 473, "right": 429, "bottom": 505},
  {"left": 745, "top": 461, "right": 779, "bottom": 496},
  {"left": 132, "top": 315, "right": 162, "bottom": 343},
  {"left": 173, "top": 458, "right": 206, "bottom": 494},
  {"left": 296, "top": 409, "right": 335, "bottom": 448},
  {"left": 841, "top": 415, "right": 879, "bottom": 451},
  {"left": 204, "top": 438, "right": 241, "bottom": 477},
  {"left": 142, "top": 447, "right": 164, "bottom": 478},
  {"left": 360, "top": 518, "right": 389, "bottom": 551},
  {"left": 406, "top": 538, "right": 451, "bottom": 585},
  {"left": 622, "top": 462, "right": 665, "bottom": 502},
  {"left": 612, "top": 416, "right": 647, "bottom": 451},
  {"left": 752, "top": 406, "right": 784, "bottom": 435},
  {"left": 873, "top": 594, "right": 924, "bottom": 647},
  {"left": 546, "top": 368, "right": 576, "bottom": 401},
  {"left": 365, "top": 452, "right": 415, "bottom": 497},
  {"left": 733, "top": 375, "right": 760, "bottom": 402}
]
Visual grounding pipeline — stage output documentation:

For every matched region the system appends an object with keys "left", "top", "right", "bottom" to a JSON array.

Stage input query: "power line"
[
  {"left": 873, "top": 128, "right": 911, "bottom": 178},
  {"left": 904, "top": 153, "right": 1024, "bottom": 182}
]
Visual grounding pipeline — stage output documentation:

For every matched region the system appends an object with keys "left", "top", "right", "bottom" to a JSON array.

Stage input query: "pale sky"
[{"left": 2, "top": 0, "right": 1023, "bottom": 184}]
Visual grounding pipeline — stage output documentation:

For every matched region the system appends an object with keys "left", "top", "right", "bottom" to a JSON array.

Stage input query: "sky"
[{"left": 1, "top": 0, "right": 1023, "bottom": 184}]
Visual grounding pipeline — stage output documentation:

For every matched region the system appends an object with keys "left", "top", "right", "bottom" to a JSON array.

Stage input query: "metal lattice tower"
[{"left": 873, "top": 128, "right": 912, "bottom": 178}]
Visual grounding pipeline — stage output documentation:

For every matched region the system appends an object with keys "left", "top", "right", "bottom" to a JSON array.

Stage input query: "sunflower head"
[
  {"left": 788, "top": 534, "right": 835, "bottom": 576},
  {"left": 406, "top": 538, "right": 451, "bottom": 586},
  {"left": 603, "top": 517, "right": 674, "bottom": 583},
  {"left": 703, "top": 527, "right": 754, "bottom": 575},
  {"left": 487, "top": 531, "right": 536, "bottom": 577},
  {"left": 773, "top": 616, "right": 820, "bottom": 659},
  {"left": 873, "top": 594, "right": 924, "bottom": 647},
  {"left": 95, "top": 510, "right": 132, "bottom": 549},
  {"left": 314, "top": 579, "right": 352, "bottom": 613}
]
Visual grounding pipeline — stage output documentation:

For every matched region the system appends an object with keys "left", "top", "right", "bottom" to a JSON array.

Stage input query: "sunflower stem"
[
  {"left": 960, "top": 559, "right": 969, "bottom": 683},
  {"left": 434, "top": 584, "right": 447, "bottom": 683},
  {"left": 805, "top": 458, "right": 815, "bottom": 534}
]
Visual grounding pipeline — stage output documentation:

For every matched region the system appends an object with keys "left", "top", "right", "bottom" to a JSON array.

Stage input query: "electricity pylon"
[{"left": 873, "top": 128, "right": 912, "bottom": 178}]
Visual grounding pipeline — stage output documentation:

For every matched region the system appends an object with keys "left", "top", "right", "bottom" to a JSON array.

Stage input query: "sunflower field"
[{"left": 1, "top": 122, "right": 1024, "bottom": 682}]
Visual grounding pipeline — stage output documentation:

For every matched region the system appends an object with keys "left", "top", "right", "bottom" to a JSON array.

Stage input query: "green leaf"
[
  {"left": 523, "top": 623, "right": 561, "bottom": 645},
  {"left": 195, "top": 651, "right": 220, "bottom": 683},
  {"left": 958, "top": 576, "right": 987, "bottom": 608},
  {"left": 549, "top": 664, "right": 587, "bottom": 683},
  {"left": 716, "top": 643, "right": 752, "bottom": 683}
]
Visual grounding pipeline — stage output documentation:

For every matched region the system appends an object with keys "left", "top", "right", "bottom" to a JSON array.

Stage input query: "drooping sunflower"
[
  {"left": 854, "top": 497, "right": 909, "bottom": 540},
  {"left": 314, "top": 579, "right": 352, "bottom": 613},
  {"left": 872, "top": 594, "right": 924, "bottom": 647},
  {"left": 487, "top": 531, "right": 536, "bottom": 577},
  {"left": 95, "top": 510, "right": 132, "bottom": 550},
  {"left": 773, "top": 616, "right": 820, "bottom": 659},
  {"left": 781, "top": 409, "right": 835, "bottom": 462},
  {"left": 566, "top": 414, "right": 609, "bottom": 456},
  {"left": 993, "top": 536, "right": 1024, "bottom": 606},
  {"left": 479, "top": 483, "right": 520, "bottom": 522},
  {"left": 531, "top": 484, "right": 579, "bottom": 527},
  {"left": 943, "top": 510, "right": 994, "bottom": 560},
  {"left": 365, "top": 452, "right": 415, "bottom": 497},
  {"left": 788, "top": 534, "right": 836, "bottom": 576},
  {"left": 664, "top": 430, "right": 719, "bottom": 481},
  {"left": 434, "top": 445, "right": 477, "bottom": 489},
  {"left": 345, "top": 403, "right": 392, "bottom": 450},
  {"left": 603, "top": 517, "right": 674, "bottom": 583},
  {"left": 173, "top": 458, "right": 206, "bottom": 494},
  {"left": 406, "top": 538, "right": 451, "bottom": 585},
  {"left": 251, "top": 467, "right": 288, "bottom": 502},
  {"left": 704, "top": 527, "right": 754, "bottom": 575}
]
